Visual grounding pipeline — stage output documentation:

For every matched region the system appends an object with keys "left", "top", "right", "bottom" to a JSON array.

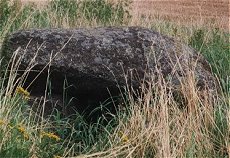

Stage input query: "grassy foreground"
[{"left": 0, "top": 0, "right": 229, "bottom": 157}]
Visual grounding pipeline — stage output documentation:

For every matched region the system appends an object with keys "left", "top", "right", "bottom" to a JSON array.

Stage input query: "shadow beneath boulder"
[{"left": 25, "top": 68, "right": 124, "bottom": 124}]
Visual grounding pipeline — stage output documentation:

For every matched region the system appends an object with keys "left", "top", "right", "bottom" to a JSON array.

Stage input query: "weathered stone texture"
[{"left": 1, "top": 27, "right": 218, "bottom": 120}]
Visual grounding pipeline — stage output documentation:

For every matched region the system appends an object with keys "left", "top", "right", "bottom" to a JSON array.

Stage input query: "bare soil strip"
[
  {"left": 20, "top": 0, "right": 230, "bottom": 30},
  {"left": 131, "top": 0, "right": 229, "bottom": 30}
]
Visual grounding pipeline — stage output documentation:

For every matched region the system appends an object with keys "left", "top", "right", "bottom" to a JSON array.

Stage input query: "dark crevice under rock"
[{"left": 24, "top": 68, "right": 123, "bottom": 123}]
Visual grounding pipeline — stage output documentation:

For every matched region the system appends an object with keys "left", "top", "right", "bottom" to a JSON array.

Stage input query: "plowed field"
[
  {"left": 21, "top": 0, "right": 230, "bottom": 30},
  {"left": 131, "top": 0, "right": 229, "bottom": 30}
]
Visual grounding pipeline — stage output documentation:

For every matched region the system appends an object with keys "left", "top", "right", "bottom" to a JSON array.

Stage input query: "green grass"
[{"left": 0, "top": 0, "right": 229, "bottom": 157}]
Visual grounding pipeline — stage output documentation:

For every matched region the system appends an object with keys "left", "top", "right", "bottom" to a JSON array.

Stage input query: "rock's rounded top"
[
  {"left": 1, "top": 26, "right": 220, "bottom": 121},
  {"left": 2, "top": 27, "right": 218, "bottom": 97}
]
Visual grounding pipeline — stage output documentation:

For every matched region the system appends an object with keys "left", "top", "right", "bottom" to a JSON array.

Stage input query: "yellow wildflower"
[
  {"left": 41, "top": 131, "right": 61, "bottom": 141},
  {"left": 17, "top": 125, "right": 26, "bottom": 133},
  {"left": 16, "top": 86, "right": 30, "bottom": 99},
  {"left": 0, "top": 120, "right": 14, "bottom": 129},
  {"left": 118, "top": 131, "right": 129, "bottom": 143},
  {"left": 0, "top": 120, "right": 5, "bottom": 125},
  {"left": 17, "top": 125, "right": 29, "bottom": 140}
]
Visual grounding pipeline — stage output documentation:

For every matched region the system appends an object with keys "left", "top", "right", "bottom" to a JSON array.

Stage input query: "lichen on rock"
[{"left": 1, "top": 26, "right": 219, "bottom": 121}]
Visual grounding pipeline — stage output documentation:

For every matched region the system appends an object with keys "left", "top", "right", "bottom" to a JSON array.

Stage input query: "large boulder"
[{"left": 1, "top": 27, "right": 218, "bottom": 120}]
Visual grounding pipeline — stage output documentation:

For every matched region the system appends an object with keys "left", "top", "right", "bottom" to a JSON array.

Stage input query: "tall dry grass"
[{"left": 0, "top": 0, "right": 229, "bottom": 157}]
